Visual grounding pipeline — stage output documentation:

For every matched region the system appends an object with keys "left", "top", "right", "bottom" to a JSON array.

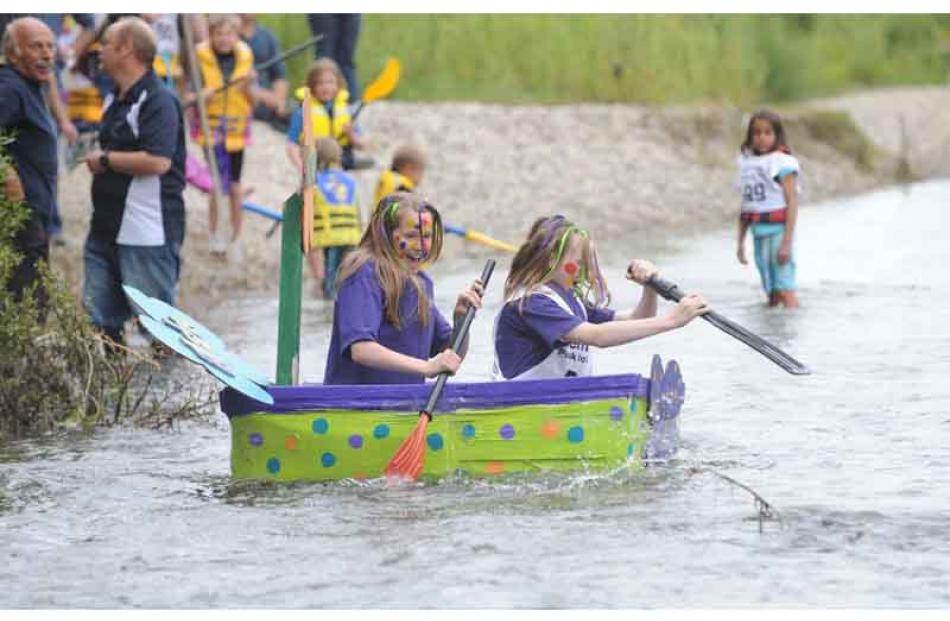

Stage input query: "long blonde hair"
[
  {"left": 336, "top": 192, "right": 444, "bottom": 328},
  {"left": 505, "top": 215, "right": 610, "bottom": 311}
]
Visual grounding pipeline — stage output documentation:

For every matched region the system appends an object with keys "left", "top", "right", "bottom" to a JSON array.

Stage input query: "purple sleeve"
[
  {"left": 520, "top": 294, "right": 585, "bottom": 348},
  {"left": 430, "top": 306, "right": 453, "bottom": 356},
  {"left": 335, "top": 266, "right": 383, "bottom": 357},
  {"left": 586, "top": 305, "right": 615, "bottom": 324}
]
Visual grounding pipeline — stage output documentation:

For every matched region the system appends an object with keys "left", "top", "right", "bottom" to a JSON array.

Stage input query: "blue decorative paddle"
[{"left": 123, "top": 286, "right": 274, "bottom": 405}]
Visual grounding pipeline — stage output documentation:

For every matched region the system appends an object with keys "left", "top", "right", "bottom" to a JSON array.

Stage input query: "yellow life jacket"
[
  {"left": 153, "top": 53, "right": 182, "bottom": 82},
  {"left": 294, "top": 86, "right": 352, "bottom": 147},
  {"left": 66, "top": 86, "right": 103, "bottom": 124},
  {"left": 195, "top": 41, "right": 254, "bottom": 152},
  {"left": 312, "top": 169, "right": 361, "bottom": 248},
  {"left": 373, "top": 170, "right": 415, "bottom": 207}
]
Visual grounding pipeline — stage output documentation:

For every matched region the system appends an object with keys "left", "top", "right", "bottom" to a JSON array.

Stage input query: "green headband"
[{"left": 542, "top": 225, "right": 590, "bottom": 285}]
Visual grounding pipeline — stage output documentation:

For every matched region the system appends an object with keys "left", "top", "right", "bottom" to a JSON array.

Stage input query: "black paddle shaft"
[
  {"left": 648, "top": 275, "right": 811, "bottom": 376},
  {"left": 422, "top": 259, "right": 496, "bottom": 416}
]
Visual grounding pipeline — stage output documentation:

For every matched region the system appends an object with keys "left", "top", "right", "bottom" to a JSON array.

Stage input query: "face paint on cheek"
[{"left": 563, "top": 261, "right": 579, "bottom": 285}]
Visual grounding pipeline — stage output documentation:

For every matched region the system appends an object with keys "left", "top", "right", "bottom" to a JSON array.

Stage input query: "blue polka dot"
[
  {"left": 248, "top": 432, "right": 263, "bottom": 447},
  {"left": 311, "top": 418, "right": 329, "bottom": 434},
  {"left": 373, "top": 424, "right": 390, "bottom": 439},
  {"left": 627, "top": 443, "right": 635, "bottom": 457},
  {"left": 348, "top": 434, "right": 364, "bottom": 449},
  {"left": 427, "top": 433, "right": 444, "bottom": 451},
  {"left": 266, "top": 457, "right": 281, "bottom": 474},
  {"left": 321, "top": 452, "right": 336, "bottom": 468},
  {"left": 461, "top": 423, "right": 476, "bottom": 439},
  {"left": 499, "top": 424, "right": 516, "bottom": 440},
  {"left": 610, "top": 406, "right": 624, "bottom": 421},
  {"left": 567, "top": 426, "right": 584, "bottom": 443}
]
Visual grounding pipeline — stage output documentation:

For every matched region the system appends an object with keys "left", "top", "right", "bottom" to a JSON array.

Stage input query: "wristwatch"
[{"left": 99, "top": 150, "right": 111, "bottom": 171}]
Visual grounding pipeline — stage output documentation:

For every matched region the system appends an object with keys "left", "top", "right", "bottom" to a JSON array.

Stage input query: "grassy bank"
[{"left": 259, "top": 14, "right": 950, "bottom": 105}]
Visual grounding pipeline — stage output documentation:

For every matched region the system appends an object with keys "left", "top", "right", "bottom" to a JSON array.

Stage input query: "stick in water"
[{"left": 385, "top": 259, "right": 496, "bottom": 481}]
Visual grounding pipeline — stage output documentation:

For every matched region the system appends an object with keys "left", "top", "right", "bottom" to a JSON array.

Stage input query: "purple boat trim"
[{"left": 221, "top": 373, "right": 649, "bottom": 417}]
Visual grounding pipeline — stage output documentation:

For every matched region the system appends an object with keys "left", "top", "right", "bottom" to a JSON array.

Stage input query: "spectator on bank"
[
  {"left": 240, "top": 14, "right": 289, "bottom": 133},
  {"left": 81, "top": 16, "right": 186, "bottom": 349},
  {"left": 0, "top": 17, "right": 59, "bottom": 312},
  {"left": 306, "top": 14, "right": 361, "bottom": 100}
]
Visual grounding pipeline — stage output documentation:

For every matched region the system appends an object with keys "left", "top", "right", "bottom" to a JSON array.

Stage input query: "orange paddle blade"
[
  {"left": 385, "top": 413, "right": 429, "bottom": 481},
  {"left": 362, "top": 57, "right": 401, "bottom": 104}
]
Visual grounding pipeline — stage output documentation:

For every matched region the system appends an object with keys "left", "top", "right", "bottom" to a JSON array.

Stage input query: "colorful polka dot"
[
  {"left": 321, "top": 452, "right": 336, "bottom": 468},
  {"left": 485, "top": 461, "right": 505, "bottom": 475},
  {"left": 627, "top": 443, "right": 635, "bottom": 457},
  {"left": 539, "top": 419, "right": 560, "bottom": 439},
  {"left": 499, "top": 424, "right": 516, "bottom": 440},
  {"left": 348, "top": 434, "right": 364, "bottom": 449},
  {"left": 266, "top": 457, "right": 280, "bottom": 474},
  {"left": 373, "top": 424, "right": 390, "bottom": 439},
  {"left": 284, "top": 435, "right": 299, "bottom": 451},
  {"left": 610, "top": 406, "right": 624, "bottom": 421},
  {"left": 248, "top": 432, "right": 263, "bottom": 447},
  {"left": 311, "top": 418, "right": 329, "bottom": 434},
  {"left": 461, "top": 423, "right": 476, "bottom": 439},
  {"left": 567, "top": 426, "right": 584, "bottom": 443},
  {"left": 427, "top": 433, "right": 444, "bottom": 451}
]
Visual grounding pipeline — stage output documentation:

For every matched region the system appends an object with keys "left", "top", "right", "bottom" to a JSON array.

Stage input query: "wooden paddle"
[
  {"left": 350, "top": 57, "right": 401, "bottom": 122},
  {"left": 385, "top": 259, "right": 496, "bottom": 481},
  {"left": 647, "top": 275, "right": 811, "bottom": 376},
  {"left": 300, "top": 88, "right": 315, "bottom": 253}
]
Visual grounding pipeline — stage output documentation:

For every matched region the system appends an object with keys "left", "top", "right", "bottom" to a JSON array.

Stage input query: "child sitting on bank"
[
  {"left": 189, "top": 13, "right": 256, "bottom": 259},
  {"left": 373, "top": 145, "right": 426, "bottom": 206},
  {"left": 324, "top": 192, "right": 484, "bottom": 385},
  {"left": 493, "top": 215, "right": 708, "bottom": 380},
  {"left": 735, "top": 109, "right": 802, "bottom": 309},
  {"left": 308, "top": 138, "right": 362, "bottom": 299},
  {"left": 286, "top": 58, "right": 367, "bottom": 173}
]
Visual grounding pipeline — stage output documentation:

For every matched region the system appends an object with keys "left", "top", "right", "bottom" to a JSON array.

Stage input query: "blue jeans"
[{"left": 82, "top": 234, "right": 181, "bottom": 342}]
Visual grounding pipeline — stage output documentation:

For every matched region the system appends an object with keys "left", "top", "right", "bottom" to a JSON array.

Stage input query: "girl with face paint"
[
  {"left": 492, "top": 216, "right": 710, "bottom": 381},
  {"left": 323, "top": 192, "right": 485, "bottom": 385}
]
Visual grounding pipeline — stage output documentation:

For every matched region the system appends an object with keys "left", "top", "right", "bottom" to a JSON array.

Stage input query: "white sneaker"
[
  {"left": 227, "top": 239, "right": 243, "bottom": 263},
  {"left": 209, "top": 232, "right": 227, "bottom": 256}
]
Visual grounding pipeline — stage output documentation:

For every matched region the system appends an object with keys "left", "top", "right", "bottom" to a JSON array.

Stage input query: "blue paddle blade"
[
  {"left": 122, "top": 285, "right": 271, "bottom": 386},
  {"left": 139, "top": 315, "right": 274, "bottom": 406}
]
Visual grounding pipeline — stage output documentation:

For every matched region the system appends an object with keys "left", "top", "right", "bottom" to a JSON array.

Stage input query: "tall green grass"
[{"left": 258, "top": 14, "right": 950, "bottom": 105}]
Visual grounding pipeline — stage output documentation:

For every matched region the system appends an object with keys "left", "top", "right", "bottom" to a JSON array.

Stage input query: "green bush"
[{"left": 0, "top": 135, "right": 213, "bottom": 441}]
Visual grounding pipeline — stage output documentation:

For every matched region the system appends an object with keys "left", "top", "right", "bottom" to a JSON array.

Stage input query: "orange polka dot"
[
  {"left": 284, "top": 435, "right": 299, "bottom": 451},
  {"left": 485, "top": 461, "right": 505, "bottom": 475},
  {"left": 539, "top": 420, "right": 561, "bottom": 439}
]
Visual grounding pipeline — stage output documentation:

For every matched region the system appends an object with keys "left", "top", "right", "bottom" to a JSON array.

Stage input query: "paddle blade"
[
  {"left": 385, "top": 413, "right": 429, "bottom": 482},
  {"left": 362, "top": 57, "right": 401, "bottom": 104}
]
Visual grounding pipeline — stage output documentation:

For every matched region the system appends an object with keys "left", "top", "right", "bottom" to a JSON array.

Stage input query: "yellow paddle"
[{"left": 351, "top": 57, "right": 401, "bottom": 121}]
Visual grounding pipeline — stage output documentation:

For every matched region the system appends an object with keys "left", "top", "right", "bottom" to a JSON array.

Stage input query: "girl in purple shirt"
[
  {"left": 493, "top": 215, "right": 709, "bottom": 381},
  {"left": 324, "top": 192, "right": 484, "bottom": 385}
]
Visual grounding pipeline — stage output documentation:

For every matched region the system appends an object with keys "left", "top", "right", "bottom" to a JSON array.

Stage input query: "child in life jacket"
[
  {"left": 324, "top": 192, "right": 484, "bottom": 385},
  {"left": 286, "top": 57, "right": 367, "bottom": 173},
  {"left": 735, "top": 109, "right": 801, "bottom": 308},
  {"left": 493, "top": 215, "right": 708, "bottom": 381},
  {"left": 373, "top": 144, "right": 426, "bottom": 206},
  {"left": 308, "top": 138, "right": 363, "bottom": 300},
  {"left": 188, "top": 14, "right": 256, "bottom": 259}
]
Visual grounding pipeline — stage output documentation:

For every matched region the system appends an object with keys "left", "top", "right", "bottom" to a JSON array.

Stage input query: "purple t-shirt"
[
  {"left": 324, "top": 261, "right": 453, "bottom": 384},
  {"left": 494, "top": 282, "right": 615, "bottom": 380}
]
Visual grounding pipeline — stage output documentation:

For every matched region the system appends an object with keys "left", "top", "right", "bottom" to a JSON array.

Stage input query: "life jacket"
[
  {"left": 312, "top": 169, "right": 361, "bottom": 248},
  {"left": 373, "top": 169, "right": 415, "bottom": 206},
  {"left": 195, "top": 41, "right": 254, "bottom": 152},
  {"left": 736, "top": 150, "right": 801, "bottom": 221},
  {"left": 150, "top": 14, "right": 182, "bottom": 85},
  {"left": 66, "top": 86, "right": 103, "bottom": 124},
  {"left": 491, "top": 285, "right": 594, "bottom": 381},
  {"left": 294, "top": 86, "right": 352, "bottom": 147}
]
